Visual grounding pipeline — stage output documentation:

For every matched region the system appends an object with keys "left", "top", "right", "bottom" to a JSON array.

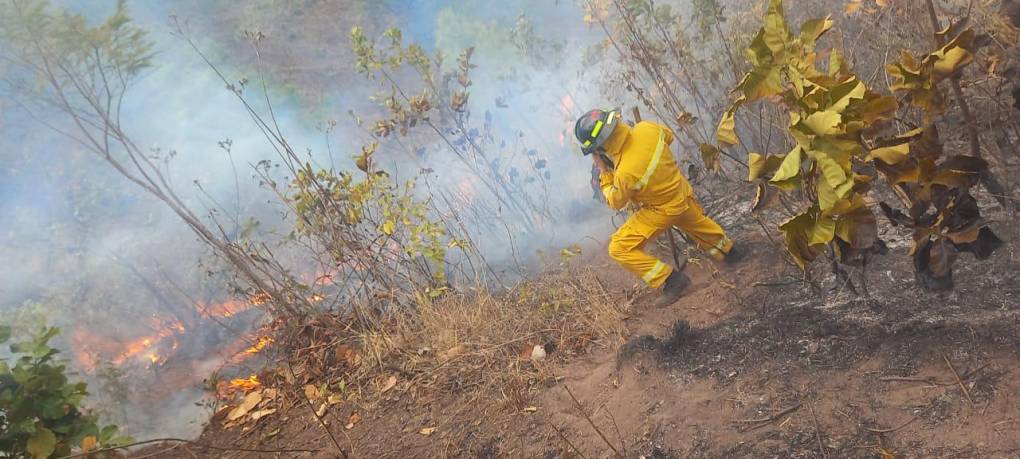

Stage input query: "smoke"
[{"left": 0, "top": 0, "right": 634, "bottom": 439}]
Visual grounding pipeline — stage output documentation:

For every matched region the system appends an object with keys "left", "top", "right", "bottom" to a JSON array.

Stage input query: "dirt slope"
[{"left": 150, "top": 186, "right": 1019, "bottom": 458}]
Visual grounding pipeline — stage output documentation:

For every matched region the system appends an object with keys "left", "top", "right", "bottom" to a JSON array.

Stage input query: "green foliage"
[
  {"left": 722, "top": 0, "right": 1001, "bottom": 290},
  {"left": 0, "top": 327, "right": 130, "bottom": 458},
  {"left": 287, "top": 162, "right": 454, "bottom": 286},
  {"left": 0, "top": 0, "right": 153, "bottom": 100}
]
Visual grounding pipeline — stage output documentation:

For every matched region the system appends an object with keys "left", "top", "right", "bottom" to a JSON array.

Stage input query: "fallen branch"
[
  {"left": 943, "top": 354, "right": 975, "bottom": 405},
  {"left": 57, "top": 438, "right": 320, "bottom": 459}
]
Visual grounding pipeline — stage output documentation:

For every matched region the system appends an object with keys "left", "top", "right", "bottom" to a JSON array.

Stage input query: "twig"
[
  {"left": 602, "top": 403, "right": 628, "bottom": 457},
  {"left": 733, "top": 403, "right": 802, "bottom": 431},
  {"left": 943, "top": 354, "right": 975, "bottom": 405},
  {"left": 809, "top": 401, "right": 829, "bottom": 459},
  {"left": 865, "top": 416, "right": 917, "bottom": 433},
  {"left": 286, "top": 361, "right": 348, "bottom": 457},
  {"left": 753, "top": 278, "right": 800, "bottom": 288},
  {"left": 56, "top": 438, "right": 319, "bottom": 459},
  {"left": 563, "top": 384, "right": 621, "bottom": 456},
  {"left": 546, "top": 420, "right": 588, "bottom": 459}
]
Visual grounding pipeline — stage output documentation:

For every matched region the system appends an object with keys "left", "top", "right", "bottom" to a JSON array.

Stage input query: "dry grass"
[{"left": 268, "top": 265, "right": 631, "bottom": 414}]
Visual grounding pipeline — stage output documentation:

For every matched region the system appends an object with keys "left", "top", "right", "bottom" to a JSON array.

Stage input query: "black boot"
[
  {"left": 724, "top": 244, "right": 746, "bottom": 264},
  {"left": 656, "top": 270, "right": 690, "bottom": 307}
]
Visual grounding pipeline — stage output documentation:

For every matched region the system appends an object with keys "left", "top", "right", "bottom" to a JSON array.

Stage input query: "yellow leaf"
[
  {"left": 381, "top": 220, "right": 395, "bottom": 235},
  {"left": 748, "top": 153, "right": 765, "bottom": 181},
  {"left": 770, "top": 145, "right": 803, "bottom": 183},
  {"left": 801, "top": 110, "right": 842, "bottom": 136},
  {"left": 799, "top": 15, "right": 833, "bottom": 49},
  {"left": 810, "top": 214, "right": 837, "bottom": 245},
  {"left": 81, "top": 436, "right": 97, "bottom": 453},
  {"left": 420, "top": 426, "right": 438, "bottom": 436},
  {"left": 868, "top": 143, "right": 910, "bottom": 164},
  {"left": 699, "top": 143, "right": 721, "bottom": 171},
  {"left": 716, "top": 108, "right": 739, "bottom": 145}
]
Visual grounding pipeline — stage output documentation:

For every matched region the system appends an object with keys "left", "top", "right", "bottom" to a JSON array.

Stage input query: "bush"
[{"left": 0, "top": 326, "right": 129, "bottom": 458}]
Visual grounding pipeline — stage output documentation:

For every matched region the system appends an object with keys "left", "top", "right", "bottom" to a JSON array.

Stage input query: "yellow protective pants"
[{"left": 608, "top": 198, "right": 732, "bottom": 288}]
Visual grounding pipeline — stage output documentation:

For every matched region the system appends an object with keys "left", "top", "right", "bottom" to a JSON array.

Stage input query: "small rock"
[{"left": 530, "top": 344, "right": 547, "bottom": 361}]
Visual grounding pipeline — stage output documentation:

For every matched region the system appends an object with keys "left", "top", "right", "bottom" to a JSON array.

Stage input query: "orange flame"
[
  {"left": 227, "top": 375, "right": 261, "bottom": 393},
  {"left": 242, "top": 336, "right": 273, "bottom": 355}
]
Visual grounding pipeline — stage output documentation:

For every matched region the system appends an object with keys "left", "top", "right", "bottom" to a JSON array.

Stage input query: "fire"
[
  {"left": 560, "top": 93, "right": 575, "bottom": 116},
  {"left": 228, "top": 375, "right": 261, "bottom": 392},
  {"left": 242, "top": 336, "right": 273, "bottom": 355}
]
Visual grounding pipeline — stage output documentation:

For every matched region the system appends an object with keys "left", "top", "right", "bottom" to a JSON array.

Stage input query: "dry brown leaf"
[
  {"left": 249, "top": 408, "right": 276, "bottom": 421},
  {"left": 336, "top": 345, "right": 362, "bottom": 367},
  {"left": 420, "top": 426, "right": 438, "bottom": 436},
  {"left": 875, "top": 0, "right": 888, "bottom": 7},
  {"left": 328, "top": 394, "right": 344, "bottom": 405},
  {"left": 262, "top": 388, "right": 279, "bottom": 400},
  {"left": 438, "top": 344, "right": 466, "bottom": 362},
  {"left": 316, "top": 402, "right": 328, "bottom": 418},
  {"left": 303, "top": 384, "right": 320, "bottom": 401},
  {"left": 380, "top": 375, "right": 397, "bottom": 394},
  {"left": 345, "top": 412, "right": 361, "bottom": 429},
  {"left": 81, "top": 436, "right": 97, "bottom": 453},
  {"left": 227, "top": 391, "right": 263, "bottom": 422},
  {"left": 845, "top": 0, "right": 862, "bottom": 14}
]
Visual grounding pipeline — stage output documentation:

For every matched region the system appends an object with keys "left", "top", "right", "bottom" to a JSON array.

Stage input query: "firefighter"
[{"left": 575, "top": 108, "right": 739, "bottom": 305}]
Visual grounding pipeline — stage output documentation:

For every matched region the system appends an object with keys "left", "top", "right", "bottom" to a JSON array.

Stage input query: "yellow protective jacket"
[{"left": 598, "top": 121, "right": 693, "bottom": 220}]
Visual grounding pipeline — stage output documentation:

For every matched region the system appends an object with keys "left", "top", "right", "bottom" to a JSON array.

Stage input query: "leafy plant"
[
  {"left": 718, "top": 0, "right": 1001, "bottom": 290},
  {"left": 0, "top": 326, "right": 130, "bottom": 458}
]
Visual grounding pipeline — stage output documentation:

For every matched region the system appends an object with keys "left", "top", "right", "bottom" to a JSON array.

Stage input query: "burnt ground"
[{"left": 138, "top": 181, "right": 1020, "bottom": 458}]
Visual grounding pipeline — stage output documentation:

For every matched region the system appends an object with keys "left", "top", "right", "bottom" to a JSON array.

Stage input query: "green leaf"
[
  {"left": 27, "top": 425, "right": 57, "bottom": 459},
  {"left": 770, "top": 145, "right": 803, "bottom": 183}
]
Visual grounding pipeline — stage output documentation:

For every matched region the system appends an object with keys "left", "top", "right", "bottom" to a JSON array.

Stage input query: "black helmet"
[{"left": 574, "top": 108, "right": 620, "bottom": 156}]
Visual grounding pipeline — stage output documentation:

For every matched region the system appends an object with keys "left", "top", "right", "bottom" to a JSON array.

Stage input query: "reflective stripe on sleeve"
[{"left": 632, "top": 129, "right": 667, "bottom": 191}]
